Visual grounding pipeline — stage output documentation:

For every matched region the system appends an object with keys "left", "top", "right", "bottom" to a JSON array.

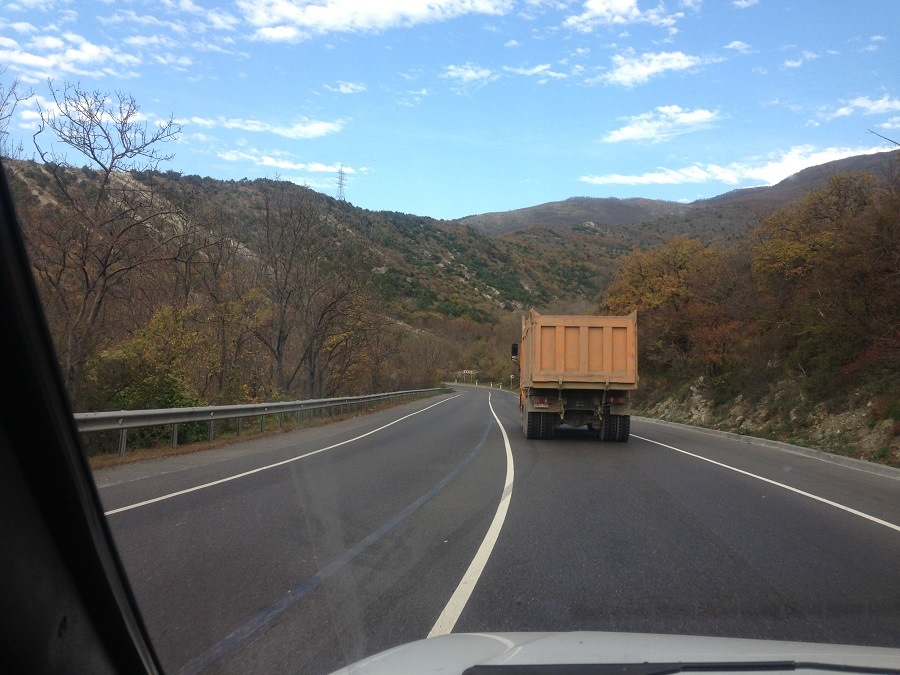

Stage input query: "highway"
[{"left": 93, "top": 386, "right": 900, "bottom": 674}]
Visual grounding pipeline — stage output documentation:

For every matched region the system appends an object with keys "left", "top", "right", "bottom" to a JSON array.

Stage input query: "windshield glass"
[{"left": 1, "top": 1, "right": 898, "bottom": 673}]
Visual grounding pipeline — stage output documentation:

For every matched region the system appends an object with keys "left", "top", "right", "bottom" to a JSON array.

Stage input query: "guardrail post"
[
  {"left": 261, "top": 415, "right": 266, "bottom": 433},
  {"left": 171, "top": 423, "right": 179, "bottom": 449},
  {"left": 208, "top": 419, "right": 214, "bottom": 442},
  {"left": 237, "top": 418, "right": 242, "bottom": 436},
  {"left": 280, "top": 412, "right": 284, "bottom": 427},
  {"left": 118, "top": 428, "right": 127, "bottom": 458}
]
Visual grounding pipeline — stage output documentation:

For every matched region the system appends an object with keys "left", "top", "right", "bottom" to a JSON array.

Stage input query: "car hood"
[{"left": 330, "top": 631, "right": 900, "bottom": 674}]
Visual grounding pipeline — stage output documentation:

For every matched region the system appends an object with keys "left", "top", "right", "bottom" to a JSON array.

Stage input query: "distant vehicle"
[{"left": 515, "top": 310, "right": 638, "bottom": 441}]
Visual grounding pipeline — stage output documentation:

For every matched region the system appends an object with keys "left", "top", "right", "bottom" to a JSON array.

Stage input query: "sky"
[{"left": 1, "top": 0, "right": 898, "bottom": 220}]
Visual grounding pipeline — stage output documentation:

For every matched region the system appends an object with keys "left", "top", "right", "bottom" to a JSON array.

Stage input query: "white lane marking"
[
  {"left": 428, "top": 393, "right": 515, "bottom": 637},
  {"left": 104, "top": 395, "right": 462, "bottom": 516},
  {"left": 632, "top": 434, "right": 900, "bottom": 533}
]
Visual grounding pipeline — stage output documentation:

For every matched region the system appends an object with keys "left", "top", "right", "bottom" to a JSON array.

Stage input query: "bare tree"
[
  {"left": 0, "top": 68, "right": 31, "bottom": 159},
  {"left": 24, "top": 81, "right": 188, "bottom": 407},
  {"left": 253, "top": 181, "right": 377, "bottom": 398},
  {"left": 190, "top": 209, "right": 267, "bottom": 403}
]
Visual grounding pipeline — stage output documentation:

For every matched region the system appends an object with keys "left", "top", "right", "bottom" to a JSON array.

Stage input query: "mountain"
[
  {"left": 457, "top": 197, "right": 691, "bottom": 236},
  {"left": 8, "top": 149, "right": 896, "bottom": 330},
  {"left": 458, "top": 149, "right": 900, "bottom": 244}
]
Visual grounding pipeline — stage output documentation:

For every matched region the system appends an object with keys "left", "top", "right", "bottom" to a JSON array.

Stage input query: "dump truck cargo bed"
[{"left": 520, "top": 310, "right": 638, "bottom": 390}]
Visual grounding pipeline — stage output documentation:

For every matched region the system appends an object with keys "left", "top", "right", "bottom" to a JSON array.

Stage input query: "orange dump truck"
[{"left": 515, "top": 310, "right": 638, "bottom": 441}]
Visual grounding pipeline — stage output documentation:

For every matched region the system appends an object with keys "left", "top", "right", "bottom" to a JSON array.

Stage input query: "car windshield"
[{"left": 1, "top": 1, "right": 898, "bottom": 673}]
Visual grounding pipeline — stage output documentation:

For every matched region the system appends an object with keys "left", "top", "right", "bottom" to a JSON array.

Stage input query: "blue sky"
[{"left": 1, "top": 0, "right": 898, "bottom": 219}]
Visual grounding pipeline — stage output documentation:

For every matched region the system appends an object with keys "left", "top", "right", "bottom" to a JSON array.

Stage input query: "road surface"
[{"left": 93, "top": 386, "right": 900, "bottom": 674}]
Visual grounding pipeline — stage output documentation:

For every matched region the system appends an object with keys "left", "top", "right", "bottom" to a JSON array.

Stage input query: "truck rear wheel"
[
  {"left": 599, "top": 414, "right": 630, "bottom": 442},
  {"left": 539, "top": 413, "right": 555, "bottom": 439},
  {"left": 615, "top": 414, "right": 630, "bottom": 442},
  {"left": 524, "top": 410, "right": 541, "bottom": 439},
  {"left": 598, "top": 413, "right": 614, "bottom": 441}
]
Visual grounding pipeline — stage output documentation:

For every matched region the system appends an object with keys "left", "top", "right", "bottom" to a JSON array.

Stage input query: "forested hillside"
[{"left": 601, "top": 170, "right": 900, "bottom": 464}]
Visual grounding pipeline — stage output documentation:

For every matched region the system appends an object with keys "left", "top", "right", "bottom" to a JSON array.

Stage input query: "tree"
[
  {"left": 253, "top": 181, "right": 379, "bottom": 399},
  {"left": 604, "top": 236, "right": 713, "bottom": 376},
  {"left": 0, "top": 68, "right": 31, "bottom": 159},
  {"left": 603, "top": 236, "right": 755, "bottom": 378},
  {"left": 752, "top": 171, "right": 899, "bottom": 382},
  {"left": 23, "top": 81, "right": 188, "bottom": 407}
]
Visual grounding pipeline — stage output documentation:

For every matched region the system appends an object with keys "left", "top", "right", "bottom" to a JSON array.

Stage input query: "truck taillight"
[
  {"left": 532, "top": 396, "right": 550, "bottom": 405},
  {"left": 606, "top": 395, "right": 626, "bottom": 404}
]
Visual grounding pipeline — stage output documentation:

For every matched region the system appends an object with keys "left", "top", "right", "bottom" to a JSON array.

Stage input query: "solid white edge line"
[
  {"left": 428, "top": 393, "right": 515, "bottom": 637},
  {"left": 103, "top": 394, "right": 462, "bottom": 516},
  {"left": 632, "top": 434, "right": 900, "bottom": 533}
]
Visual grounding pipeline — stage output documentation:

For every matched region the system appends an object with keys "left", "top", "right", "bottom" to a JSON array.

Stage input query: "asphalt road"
[{"left": 94, "top": 386, "right": 900, "bottom": 674}]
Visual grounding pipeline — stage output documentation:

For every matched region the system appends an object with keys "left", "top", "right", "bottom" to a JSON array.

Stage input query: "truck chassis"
[{"left": 520, "top": 388, "right": 631, "bottom": 441}]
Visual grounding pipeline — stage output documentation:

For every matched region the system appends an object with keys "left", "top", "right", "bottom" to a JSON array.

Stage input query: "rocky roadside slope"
[{"left": 637, "top": 377, "right": 900, "bottom": 467}]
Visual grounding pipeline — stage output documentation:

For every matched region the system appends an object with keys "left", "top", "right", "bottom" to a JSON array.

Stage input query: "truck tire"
[
  {"left": 615, "top": 415, "right": 631, "bottom": 442},
  {"left": 524, "top": 410, "right": 541, "bottom": 439},
  {"left": 598, "top": 413, "right": 614, "bottom": 442},
  {"left": 539, "top": 413, "right": 555, "bottom": 439}
]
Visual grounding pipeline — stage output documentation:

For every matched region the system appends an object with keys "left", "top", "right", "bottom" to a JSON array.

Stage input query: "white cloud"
[
  {"left": 0, "top": 31, "right": 141, "bottom": 80},
  {"left": 184, "top": 115, "right": 345, "bottom": 139},
  {"left": 152, "top": 53, "right": 192, "bottom": 68},
  {"left": 784, "top": 50, "right": 820, "bottom": 68},
  {"left": 579, "top": 144, "right": 892, "bottom": 187},
  {"left": 880, "top": 117, "right": 900, "bottom": 130},
  {"left": 27, "top": 35, "right": 64, "bottom": 50},
  {"left": 205, "top": 9, "right": 240, "bottom": 31},
  {"left": 504, "top": 39, "right": 520, "bottom": 47},
  {"left": 217, "top": 148, "right": 352, "bottom": 173},
  {"left": 123, "top": 34, "right": 178, "bottom": 48},
  {"left": 9, "top": 21, "right": 38, "bottom": 33},
  {"left": 325, "top": 80, "right": 366, "bottom": 94},
  {"left": 504, "top": 63, "right": 566, "bottom": 80},
  {"left": 237, "top": 0, "right": 514, "bottom": 42},
  {"left": 597, "top": 50, "right": 715, "bottom": 87},
  {"left": 442, "top": 62, "right": 498, "bottom": 85},
  {"left": 564, "top": 0, "right": 683, "bottom": 32},
  {"left": 732, "top": 0, "right": 758, "bottom": 7},
  {"left": 257, "top": 25, "right": 300, "bottom": 41},
  {"left": 160, "top": 0, "right": 239, "bottom": 31},
  {"left": 859, "top": 36, "right": 884, "bottom": 53},
  {"left": 398, "top": 88, "right": 429, "bottom": 107},
  {"left": 603, "top": 105, "right": 721, "bottom": 143},
  {"left": 724, "top": 40, "right": 750, "bottom": 54},
  {"left": 99, "top": 10, "right": 188, "bottom": 36},
  {"left": 820, "top": 94, "right": 900, "bottom": 121},
  {"left": 5, "top": 0, "right": 59, "bottom": 10}
]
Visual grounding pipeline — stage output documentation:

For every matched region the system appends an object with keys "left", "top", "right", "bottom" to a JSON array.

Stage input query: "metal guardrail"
[{"left": 74, "top": 388, "right": 452, "bottom": 457}]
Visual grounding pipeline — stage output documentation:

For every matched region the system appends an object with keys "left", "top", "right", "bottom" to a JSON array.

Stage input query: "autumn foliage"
[{"left": 603, "top": 171, "right": 900, "bottom": 416}]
